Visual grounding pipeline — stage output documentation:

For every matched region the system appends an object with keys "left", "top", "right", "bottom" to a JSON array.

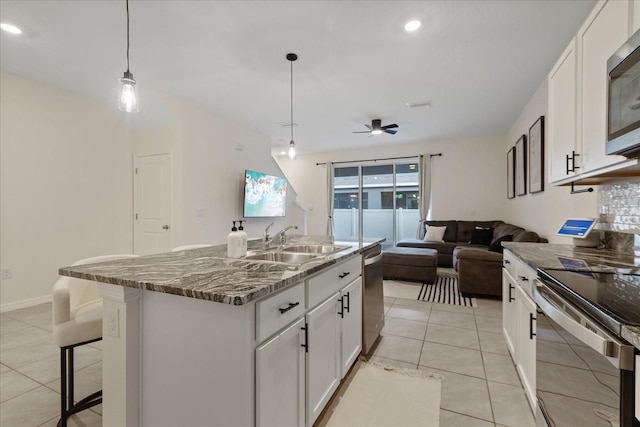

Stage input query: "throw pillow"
[
  {"left": 469, "top": 227, "right": 494, "bottom": 246},
  {"left": 424, "top": 225, "right": 446, "bottom": 242},
  {"left": 488, "top": 235, "right": 513, "bottom": 253}
]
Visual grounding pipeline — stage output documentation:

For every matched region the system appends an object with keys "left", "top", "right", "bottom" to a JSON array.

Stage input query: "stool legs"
[{"left": 58, "top": 339, "right": 102, "bottom": 427}]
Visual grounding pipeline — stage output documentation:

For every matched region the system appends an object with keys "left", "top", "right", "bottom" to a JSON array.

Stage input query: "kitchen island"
[{"left": 59, "top": 236, "right": 383, "bottom": 427}]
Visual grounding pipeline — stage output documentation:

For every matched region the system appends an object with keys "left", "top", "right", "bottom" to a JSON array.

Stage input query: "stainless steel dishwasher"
[{"left": 362, "top": 244, "right": 384, "bottom": 355}]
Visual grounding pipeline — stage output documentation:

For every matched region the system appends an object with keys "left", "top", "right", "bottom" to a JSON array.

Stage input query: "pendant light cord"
[
  {"left": 126, "top": 0, "right": 130, "bottom": 73},
  {"left": 290, "top": 59, "right": 294, "bottom": 142}
]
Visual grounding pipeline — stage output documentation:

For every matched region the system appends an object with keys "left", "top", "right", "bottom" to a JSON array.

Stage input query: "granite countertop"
[
  {"left": 503, "top": 242, "right": 640, "bottom": 351},
  {"left": 59, "top": 236, "right": 384, "bottom": 306},
  {"left": 502, "top": 242, "right": 640, "bottom": 274}
]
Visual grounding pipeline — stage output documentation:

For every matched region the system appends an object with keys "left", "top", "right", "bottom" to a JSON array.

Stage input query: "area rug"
[
  {"left": 325, "top": 361, "right": 442, "bottom": 427},
  {"left": 419, "top": 274, "right": 476, "bottom": 307},
  {"left": 384, "top": 272, "right": 477, "bottom": 307}
]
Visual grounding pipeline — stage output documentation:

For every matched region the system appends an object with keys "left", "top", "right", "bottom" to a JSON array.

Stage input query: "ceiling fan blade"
[
  {"left": 384, "top": 129, "right": 398, "bottom": 135},
  {"left": 364, "top": 124, "right": 372, "bottom": 130},
  {"left": 352, "top": 131, "right": 371, "bottom": 133},
  {"left": 381, "top": 123, "right": 398, "bottom": 129}
]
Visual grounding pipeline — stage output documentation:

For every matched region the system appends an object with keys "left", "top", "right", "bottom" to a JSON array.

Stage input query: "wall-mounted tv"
[{"left": 243, "top": 170, "right": 288, "bottom": 217}]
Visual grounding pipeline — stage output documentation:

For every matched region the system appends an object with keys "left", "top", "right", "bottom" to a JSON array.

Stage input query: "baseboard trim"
[{"left": 0, "top": 294, "right": 52, "bottom": 313}]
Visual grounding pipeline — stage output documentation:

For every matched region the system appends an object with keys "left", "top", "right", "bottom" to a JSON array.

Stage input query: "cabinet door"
[
  {"left": 306, "top": 293, "right": 340, "bottom": 426},
  {"left": 548, "top": 38, "right": 579, "bottom": 183},
  {"left": 502, "top": 269, "right": 518, "bottom": 360},
  {"left": 579, "top": 0, "right": 630, "bottom": 173},
  {"left": 256, "top": 317, "right": 306, "bottom": 427},
  {"left": 516, "top": 286, "right": 537, "bottom": 413},
  {"left": 340, "top": 277, "right": 362, "bottom": 378}
]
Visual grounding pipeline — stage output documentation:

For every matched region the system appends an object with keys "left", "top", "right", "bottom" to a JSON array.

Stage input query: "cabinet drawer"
[
  {"left": 503, "top": 250, "right": 517, "bottom": 278},
  {"left": 256, "top": 282, "right": 305, "bottom": 342},
  {"left": 515, "top": 261, "right": 537, "bottom": 298},
  {"left": 307, "top": 256, "right": 362, "bottom": 309}
]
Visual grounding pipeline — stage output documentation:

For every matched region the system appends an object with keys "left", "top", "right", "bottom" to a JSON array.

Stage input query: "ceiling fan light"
[
  {"left": 371, "top": 129, "right": 383, "bottom": 135},
  {"left": 0, "top": 22, "right": 22, "bottom": 34}
]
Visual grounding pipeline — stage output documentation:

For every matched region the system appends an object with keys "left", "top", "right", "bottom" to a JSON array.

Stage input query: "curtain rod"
[{"left": 315, "top": 153, "right": 442, "bottom": 166}]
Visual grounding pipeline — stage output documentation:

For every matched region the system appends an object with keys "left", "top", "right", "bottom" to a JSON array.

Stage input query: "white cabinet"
[
  {"left": 306, "top": 293, "right": 341, "bottom": 426},
  {"left": 516, "top": 285, "right": 536, "bottom": 413},
  {"left": 256, "top": 317, "right": 306, "bottom": 427},
  {"left": 340, "top": 277, "right": 362, "bottom": 378},
  {"left": 548, "top": 0, "right": 637, "bottom": 185},
  {"left": 579, "top": 0, "right": 631, "bottom": 172},
  {"left": 635, "top": 354, "right": 639, "bottom": 422},
  {"left": 502, "top": 269, "right": 518, "bottom": 359},
  {"left": 548, "top": 37, "right": 580, "bottom": 183}
]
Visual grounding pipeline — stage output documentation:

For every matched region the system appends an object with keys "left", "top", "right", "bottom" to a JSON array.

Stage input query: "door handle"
[
  {"left": 338, "top": 297, "right": 344, "bottom": 318},
  {"left": 344, "top": 291, "right": 350, "bottom": 313},
  {"left": 338, "top": 272, "right": 350, "bottom": 279},
  {"left": 529, "top": 313, "right": 536, "bottom": 340},
  {"left": 508, "top": 283, "right": 515, "bottom": 302},
  {"left": 162, "top": 224, "right": 170, "bottom": 230}
]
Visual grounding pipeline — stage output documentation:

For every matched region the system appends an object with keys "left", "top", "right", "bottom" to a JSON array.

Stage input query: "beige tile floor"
[
  {"left": 376, "top": 292, "right": 536, "bottom": 427},
  {"left": 1, "top": 291, "right": 536, "bottom": 426}
]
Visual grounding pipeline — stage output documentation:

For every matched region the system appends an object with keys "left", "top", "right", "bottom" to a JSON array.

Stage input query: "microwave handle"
[{"left": 533, "top": 280, "right": 633, "bottom": 371}]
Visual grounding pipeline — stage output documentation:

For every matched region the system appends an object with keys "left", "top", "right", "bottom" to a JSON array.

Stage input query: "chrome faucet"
[
  {"left": 263, "top": 222, "right": 275, "bottom": 249},
  {"left": 274, "top": 225, "right": 298, "bottom": 248}
]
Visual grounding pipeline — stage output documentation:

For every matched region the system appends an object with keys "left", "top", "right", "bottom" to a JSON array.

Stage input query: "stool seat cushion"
[{"left": 53, "top": 300, "right": 102, "bottom": 348}]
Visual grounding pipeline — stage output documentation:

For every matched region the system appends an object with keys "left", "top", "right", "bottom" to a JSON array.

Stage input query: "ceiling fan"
[{"left": 352, "top": 119, "right": 398, "bottom": 136}]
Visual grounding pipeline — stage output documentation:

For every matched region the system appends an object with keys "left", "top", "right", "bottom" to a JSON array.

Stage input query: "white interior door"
[{"left": 134, "top": 153, "right": 172, "bottom": 255}]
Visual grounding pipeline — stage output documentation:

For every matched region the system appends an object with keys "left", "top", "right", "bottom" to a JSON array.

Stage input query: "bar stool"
[{"left": 52, "top": 254, "right": 138, "bottom": 427}]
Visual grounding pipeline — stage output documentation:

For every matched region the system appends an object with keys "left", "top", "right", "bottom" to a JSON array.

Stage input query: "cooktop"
[{"left": 537, "top": 268, "right": 640, "bottom": 337}]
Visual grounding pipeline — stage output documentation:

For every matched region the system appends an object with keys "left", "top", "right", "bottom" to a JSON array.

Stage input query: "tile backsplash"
[{"left": 599, "top": 177, "right": 640, "bottom": 253}]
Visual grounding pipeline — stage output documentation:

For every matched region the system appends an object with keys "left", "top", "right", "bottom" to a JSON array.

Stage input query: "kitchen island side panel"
[{"left": 140, "top": 289, "right": 255, "bottom": 427}]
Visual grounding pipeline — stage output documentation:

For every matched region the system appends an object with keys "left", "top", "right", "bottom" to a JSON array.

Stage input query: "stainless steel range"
[{"left": 535, "top": 269, "right": 639, "bottom": 427}]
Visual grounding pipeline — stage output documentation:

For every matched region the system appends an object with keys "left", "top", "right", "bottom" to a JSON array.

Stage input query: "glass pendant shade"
[
  {"left": 288, "top": 141, "right": 296, "bottom": 160},
  {"left": 118, "top": 71, "right": 139, "bottom": 112}
]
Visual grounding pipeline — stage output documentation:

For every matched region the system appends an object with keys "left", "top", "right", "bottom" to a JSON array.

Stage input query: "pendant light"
[
  {"left": 287, "top": 53, "right": 298, "bottom": 160},
  {"left": 118, "top": 0, "right": 139, "bottom": 112}
]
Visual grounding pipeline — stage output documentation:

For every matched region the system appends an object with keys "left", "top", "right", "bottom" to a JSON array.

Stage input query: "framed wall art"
[
  {"left": 507, "top": 146, "right": 515, "bottom": 199},
  {"left": 515, "top": 135, "right": 527, "bottom": 196},
  {"left": 528, "top": 116, "right": 544, "bottom": 193}
]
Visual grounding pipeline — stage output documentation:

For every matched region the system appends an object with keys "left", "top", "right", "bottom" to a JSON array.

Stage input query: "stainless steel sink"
[
  {"left": 244, "top": 251, "right": 319, "bottom": 264},
  {"left": 281, "top": 245, "right": 349, "bottom": 255}
]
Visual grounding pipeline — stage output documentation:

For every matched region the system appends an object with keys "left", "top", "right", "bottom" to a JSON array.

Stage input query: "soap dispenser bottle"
[
  {"left": 237, "top": 220, "right": 248, "bottom": 256},
  {"left": 227, "top": 221, "right": 242, "bottom": 258}
]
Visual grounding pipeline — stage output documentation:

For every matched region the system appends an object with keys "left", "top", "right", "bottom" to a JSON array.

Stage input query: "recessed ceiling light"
[
  {"left": 280, "top": 151, "right": 287, "bottom": 155},
  {"left": 404, "top": 20, "right": 421, "bottom": 32},
  {"left": 0, "top": 22, "right": 22, "bottom": 34}
]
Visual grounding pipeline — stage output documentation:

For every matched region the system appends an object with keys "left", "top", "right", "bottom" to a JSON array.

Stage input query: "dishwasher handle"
[
  {"left": 364, "top": 253, "right": 383, "bottom": 266},
  {"left": 533, "top": 280, "right": 634, "bottom": 371}
]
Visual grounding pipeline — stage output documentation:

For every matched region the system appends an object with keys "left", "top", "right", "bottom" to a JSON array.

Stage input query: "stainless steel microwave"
[{"left": 607, "top": 28, "right": 640, "bottom": 158}]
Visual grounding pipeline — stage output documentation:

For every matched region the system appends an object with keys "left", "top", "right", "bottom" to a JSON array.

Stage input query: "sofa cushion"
[
  {"left": 424, "top": 225, "right": 447, "bottom": 242},
  {"left": 457, "top": 221, "right": 498, "bottom": 243},
  {"left": 492, "top": 223, "right": 524, "bottom": 242},
  {"left": 488, "top": 235, "right": 513, "bottom": 253},
  {"left": 397, "top": 239, "right": 461, "bottom": 255},
  {"left": 470, "top": 227, "right": 494, "bottom": 246},
  {"left": 424, "top": 220, "right": 458, "bottom": 242},
  {"left": 513, "top": 231, "right": 541, "bottom": 242}
]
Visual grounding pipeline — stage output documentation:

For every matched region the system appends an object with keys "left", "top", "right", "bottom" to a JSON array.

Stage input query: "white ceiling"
[{"left": 0, "top": 0, "right": 596, "bottom": 156}]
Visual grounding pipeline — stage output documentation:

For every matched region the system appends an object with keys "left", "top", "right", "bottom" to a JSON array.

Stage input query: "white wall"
[
  {"left": 0, "top": 73, "right": 134, "bottom": 309},
  {"left": 504, "top": 77, "right": 597, "bottom": 242},
  {"left": 157, "top": 95, "right": 303, "bottom": 245},
  {"left": 277, "top": 134, "right": 507, "bottom": 236}
]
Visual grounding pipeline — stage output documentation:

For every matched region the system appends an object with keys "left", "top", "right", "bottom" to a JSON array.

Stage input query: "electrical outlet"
[
  {"left": 1, "top": 268, "right": 11, "bottom": 280},
  {"left": 107, "top": 308, "right": 119, "bottom": 338}
]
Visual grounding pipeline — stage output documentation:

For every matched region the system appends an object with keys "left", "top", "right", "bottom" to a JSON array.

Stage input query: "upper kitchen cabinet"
[
  {"left": 548, "top": 0, "right": 638, "bottom": 186},
  {"left": 579, "top": 0, "right": 631, "bottom": 172},
  {"left": 548, "top": 38, "right": 579, "bottom": 183}
]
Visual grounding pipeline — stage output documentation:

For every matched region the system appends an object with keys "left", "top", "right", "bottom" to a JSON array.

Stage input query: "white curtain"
[
  {"left": 326, "top": 162, "right": 335, "bottom": 236},
  {"left": 417, "top": 155, "right": 432, "bottom": 239}
]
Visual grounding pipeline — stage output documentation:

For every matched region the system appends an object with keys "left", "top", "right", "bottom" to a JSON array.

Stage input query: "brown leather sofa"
[{"left": 397, "top": 220, "right": 546, "bottom": 297}]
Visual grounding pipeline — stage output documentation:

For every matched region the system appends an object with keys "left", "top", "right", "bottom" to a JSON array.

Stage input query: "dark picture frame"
[
  {"left": 515, "top": 135, "right": 527, "bottom": 196},
  {"left": 528, "top": 116, "right": 544, "bottom": 193},
  {"left": 507, "top": 147, "right": 515, "bottom": 199}
]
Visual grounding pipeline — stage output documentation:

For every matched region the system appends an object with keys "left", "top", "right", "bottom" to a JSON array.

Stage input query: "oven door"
[{"left": 533, "top": 280, "right": 635, "bottom": 427}]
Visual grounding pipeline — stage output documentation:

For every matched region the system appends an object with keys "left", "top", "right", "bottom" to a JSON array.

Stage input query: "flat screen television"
[{"left": 243, "top": 170, "right": 288, "bottom": 217}]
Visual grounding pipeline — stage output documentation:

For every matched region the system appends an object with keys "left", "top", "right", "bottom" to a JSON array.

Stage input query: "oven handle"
[{"left": 533, "top": 280, "right": 634, "bottom": 371}]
